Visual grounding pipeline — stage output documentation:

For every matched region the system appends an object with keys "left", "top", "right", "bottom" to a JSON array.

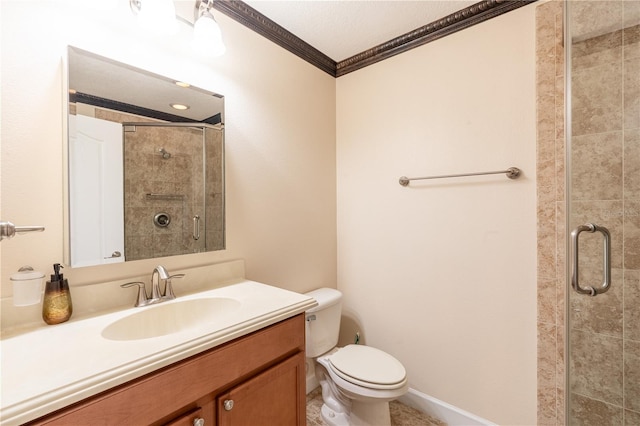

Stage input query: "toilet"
[{"left": 305, "top": 288, "right": 408, "bottom": 426}]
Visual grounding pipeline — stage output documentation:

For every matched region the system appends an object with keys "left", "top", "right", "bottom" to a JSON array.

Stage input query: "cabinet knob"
[
  {"left": 223, "top": 399, "right": 234, "bottom": 411},
  {"left": 193, "top": 418, "right": 205, "bottom": 426}
]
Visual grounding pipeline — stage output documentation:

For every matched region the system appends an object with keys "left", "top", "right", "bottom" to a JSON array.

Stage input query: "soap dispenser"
[{"left": 42, "top": 263, "right": 73, "bottom": 325}]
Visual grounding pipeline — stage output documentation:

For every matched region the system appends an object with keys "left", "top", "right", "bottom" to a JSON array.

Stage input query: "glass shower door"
[
  {"left": 123, "top": 124, "right": 207, "bottom": 261},
  {"left": 567, "top": 0, "right": 640, "bottom": 424}
]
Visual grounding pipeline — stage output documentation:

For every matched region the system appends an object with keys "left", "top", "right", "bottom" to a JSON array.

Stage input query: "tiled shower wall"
[
  {"left": 123, "top": 124, "right": 207, "bottom": 261},
  {"left": 536, "top": 2, "right": 566, "bottom": 423},
  {"left": 568, "top": 0, "right": 640, "bottom": 422},
  {"left": 537, "top": 1, "right": 640, "bottom": 424}
]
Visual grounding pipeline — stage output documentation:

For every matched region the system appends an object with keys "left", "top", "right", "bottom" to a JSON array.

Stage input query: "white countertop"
[{"left": 0, "top": 280, "right": 317, "bottom": 425}]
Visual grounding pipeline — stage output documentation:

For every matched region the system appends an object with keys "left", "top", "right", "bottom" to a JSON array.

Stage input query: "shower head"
[{"left": 158, "top": 147, "right": 171, "bottom": 159}]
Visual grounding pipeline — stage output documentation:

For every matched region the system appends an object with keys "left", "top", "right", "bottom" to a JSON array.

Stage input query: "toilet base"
[
  {"left": 320, "top": 400, "right": 392, "bottom": 426},
  {"left": 349, "top": 400, "right": 392, "bottom": 426},
  {"left": 321, "top": 403, "right": 350, "bottom": 426}
]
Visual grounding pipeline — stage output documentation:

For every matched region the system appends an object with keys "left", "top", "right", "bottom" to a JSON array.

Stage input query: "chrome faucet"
[
  {"left": 121, "top": 266, "right": 185, "bottom": 307},
  {"left": 151, "top": 265, "right": 170, "bottom": 300}
]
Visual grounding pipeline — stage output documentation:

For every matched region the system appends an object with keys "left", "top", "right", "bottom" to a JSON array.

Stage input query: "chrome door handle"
[
  {"left": 570, "top": 223, "right": 611, "bottom": 296},
  {"left": 193, "top": 215, "right": 200, "bottom": 240},
  {"left": 104, "top": 251, "right": 122, "bottom": 259}
]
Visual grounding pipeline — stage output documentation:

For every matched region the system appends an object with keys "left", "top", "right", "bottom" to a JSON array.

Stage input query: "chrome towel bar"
[{"left": 399, "top": 167, "right": 521, "bottom": 186}]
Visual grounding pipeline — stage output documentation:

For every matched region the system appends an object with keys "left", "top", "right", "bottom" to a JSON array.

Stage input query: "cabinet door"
[{"left": 217, "top": 352, "right": 305, "bottom": 426}]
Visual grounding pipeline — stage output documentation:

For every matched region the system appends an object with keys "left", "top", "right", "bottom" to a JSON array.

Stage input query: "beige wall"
[
  {"left": 335, "top": 4, "right": 538, "bottom": 425},
  {"left": 0, "top": 1, "right": 336, "bottom": 316}
]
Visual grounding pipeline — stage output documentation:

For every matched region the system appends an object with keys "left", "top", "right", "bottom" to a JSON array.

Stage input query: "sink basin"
[{"left": 102, "top": 298, "right": 241, "bottom": 341}]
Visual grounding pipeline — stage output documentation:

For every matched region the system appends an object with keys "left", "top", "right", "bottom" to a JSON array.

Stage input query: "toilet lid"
[{"left": 328, "top": 345, "right": 406, "bottom": 387}]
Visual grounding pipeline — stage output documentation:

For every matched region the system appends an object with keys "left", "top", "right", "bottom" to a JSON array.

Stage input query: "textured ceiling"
[{"left": 242, "top": 1, "right": 477, "bottom": 62}]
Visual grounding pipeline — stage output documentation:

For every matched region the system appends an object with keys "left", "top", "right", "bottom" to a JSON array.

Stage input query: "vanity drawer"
[{"left": 29, "top": 314, "right": 305, "bottom": 426}]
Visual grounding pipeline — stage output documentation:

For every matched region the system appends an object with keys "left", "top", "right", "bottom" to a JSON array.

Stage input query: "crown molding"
[
  {"left": 336, "top": 0, "right": 538, "bottom": 77},
  {"left": 213, "top": 0, "right": 337, "bottom": 76},
  {"left": 213, "top": 0, "right": 538, "bottom": 78}
]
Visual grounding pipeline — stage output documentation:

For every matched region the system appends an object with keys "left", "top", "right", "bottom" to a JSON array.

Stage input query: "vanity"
[
  {"left": 1, "top": 270, "right": 317, "bottom": 425},
  {"left": 30, "top": 314, "right": 305, "bottom": 426}
]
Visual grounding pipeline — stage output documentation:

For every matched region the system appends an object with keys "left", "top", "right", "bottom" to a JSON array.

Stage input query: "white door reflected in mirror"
[{"left": 69, "top": 114, "right": 124, "bottom": 267}]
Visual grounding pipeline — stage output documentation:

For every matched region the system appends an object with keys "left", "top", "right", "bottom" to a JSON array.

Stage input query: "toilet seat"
[{"left": 328, "top": 345, "right": 407, "bottom": 390}]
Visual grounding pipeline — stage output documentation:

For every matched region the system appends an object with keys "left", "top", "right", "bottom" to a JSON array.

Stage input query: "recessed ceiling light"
[
  {"left": 175, "top": 81, "right": 190, "bottom": 88},
  {"left": 170, "top": 103, "right": 190, "bottom": 110}
]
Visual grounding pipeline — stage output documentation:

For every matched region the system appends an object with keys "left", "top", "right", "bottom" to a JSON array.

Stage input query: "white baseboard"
[{"left": 398, "top": 388, "right": 497, "bottom": 426}]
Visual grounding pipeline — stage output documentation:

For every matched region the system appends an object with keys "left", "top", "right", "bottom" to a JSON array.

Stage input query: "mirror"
[{"left": 66, "top": 47, "right": 225, "bottom": 268}]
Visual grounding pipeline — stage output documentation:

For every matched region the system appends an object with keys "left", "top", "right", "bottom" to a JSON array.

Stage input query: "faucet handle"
[
  {"left": 163, "top": 274, "right": 185, "bottom": 300},
  {"left": 121, "top": 281, "right": 150, "bottom": 307}
]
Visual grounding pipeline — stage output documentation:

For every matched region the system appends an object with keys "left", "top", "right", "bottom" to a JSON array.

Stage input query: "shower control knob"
[
  {"left": 153, "top": 212, "right": 171, "bottom": 227},
  {"left": 193, "top": 417, "right": 205, "bottom": 426},
  {"left": 223, "top": 399, "right": 234, "bottom": 411}
]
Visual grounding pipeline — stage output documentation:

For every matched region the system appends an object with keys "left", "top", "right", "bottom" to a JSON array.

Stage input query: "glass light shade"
[
  {"left": 192, "top": 13, "right": 226, "bottom": 57},
  {"left": 137, "top": 0, "right": 178, "bottom": 35}
]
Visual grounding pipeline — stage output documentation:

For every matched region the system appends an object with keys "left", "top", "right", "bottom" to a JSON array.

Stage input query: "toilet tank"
[{"left": 305, "top": 288, "right": 342, "bottom": 358}]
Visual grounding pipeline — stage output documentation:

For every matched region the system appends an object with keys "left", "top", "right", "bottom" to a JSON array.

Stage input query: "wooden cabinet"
[
  {"left": 217, "top": 354, "right": 304, "bottom": 426},
  {"left": 28, "top": 314, "right": 306, "bottom": 426}
]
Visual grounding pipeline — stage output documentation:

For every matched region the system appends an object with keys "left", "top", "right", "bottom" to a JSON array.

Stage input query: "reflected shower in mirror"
[{"left": 66, "top": 47, "right": 225, "bottom": 268}]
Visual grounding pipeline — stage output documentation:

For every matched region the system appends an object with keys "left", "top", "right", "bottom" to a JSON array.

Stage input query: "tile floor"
[{"left": 306, "top": 388, "right": 446, "bottom": 426}]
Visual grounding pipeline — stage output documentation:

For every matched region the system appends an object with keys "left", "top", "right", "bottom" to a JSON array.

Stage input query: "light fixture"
[
  {"left": 130, "top": 0, "right": 178, "bottom": 35},
  {"left": 192, "top": 0, "right": 226, "bottom": 57},
  {"left": 170, "top": 103, "right": 190, "bottom": 110}
]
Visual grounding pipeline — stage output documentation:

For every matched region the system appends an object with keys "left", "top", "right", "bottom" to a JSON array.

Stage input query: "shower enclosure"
[
  {"left": 123, "top": 122, "right": 224, "bottom": 261},
  {"left": 566, "top": 0, "right": 639, "bottom": 423}
]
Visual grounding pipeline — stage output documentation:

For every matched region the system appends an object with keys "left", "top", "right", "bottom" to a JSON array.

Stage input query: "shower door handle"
[
  {"left": 570, "top": 223, "right": 611, "bottom": 296},
  {"left": 193, "top": 215, "right": 200, "bottom": 240}
]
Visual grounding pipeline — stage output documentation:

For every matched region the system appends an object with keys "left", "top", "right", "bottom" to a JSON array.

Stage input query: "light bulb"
[
  {"left": 192, "top": 12, "right": 226, "bottom": 57},
  {"left": 170, "top": 103, "right": 190, "bottom": 110}
]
